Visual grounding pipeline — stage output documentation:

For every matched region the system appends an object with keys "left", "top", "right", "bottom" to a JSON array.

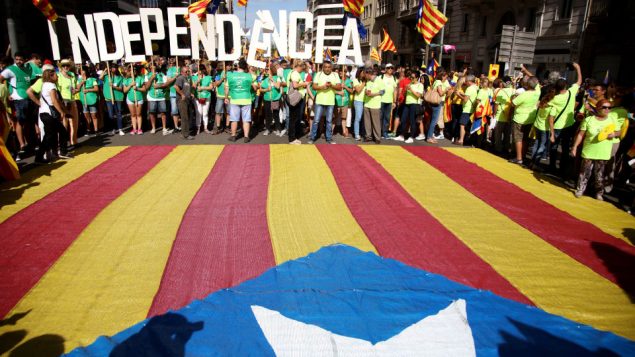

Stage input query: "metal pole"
[
  {"left": 437, "top": 0, "right": 448, "bottom": 65},
  {"left": 508, "top": 26, "right": 517, "bottom": 75}
]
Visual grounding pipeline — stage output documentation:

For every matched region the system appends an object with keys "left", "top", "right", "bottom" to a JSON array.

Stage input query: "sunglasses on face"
[{"left": 600, "top": 106, "right": 612, "bottom": 109}]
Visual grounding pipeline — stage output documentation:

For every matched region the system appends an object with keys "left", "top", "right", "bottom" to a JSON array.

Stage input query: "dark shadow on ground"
[
  {"left": 0, "top": 310, "right": 31, "bottom": 327},
  {"left": 623, "top": 228, "right": 635, "bottom": 245},
  {"left": 110, "top": 313, "right": 203, "bottom": 357},
  {"left": 591, "top": 241, "right": 635, "bottom": 302},
  {"left": 0, "top": 330, "right": 27, "bottom": 355},
  {"left": 8, "top": 334, "right": 64, "bottom": 357},
  {"left": 498, "top": 319, "right": 619, "bottom": 356}
]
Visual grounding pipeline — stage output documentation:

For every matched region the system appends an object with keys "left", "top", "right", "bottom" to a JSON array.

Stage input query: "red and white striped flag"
[
  {"left": 378, "top": 29, "right": 397, "bottom": 53},
  {"left": 416, "top": 0, "right": 447, "bottom": 44}
]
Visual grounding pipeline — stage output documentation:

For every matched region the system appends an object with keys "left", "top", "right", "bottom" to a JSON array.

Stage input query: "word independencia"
[{"left": 47, "top": 9, "right": 364, "bottom": 68}]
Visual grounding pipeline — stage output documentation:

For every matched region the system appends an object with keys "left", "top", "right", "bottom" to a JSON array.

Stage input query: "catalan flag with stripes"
[
  {"left": 378, "top": 28, "right": 397, "bottom": 53},
  {"left": 370, "top": 47, "right": 381, "bottom": 62},
  {"left": 238, "top": 0, "right": 248, "bottom": 7},
  {"left": 184, "top": 0, "right": 211, "bottom": 23},
  {"left": 32, "top": 0, "right": 58, "bottom": 22},
  {"left": 343, "top": 0, "right": 364, "bottom": 18},
  {"left": 416, "top": 0, "right": 448, "bottom": 44},
  {"left": 1, "top": 145, "right": 635, "bottom": 354}
]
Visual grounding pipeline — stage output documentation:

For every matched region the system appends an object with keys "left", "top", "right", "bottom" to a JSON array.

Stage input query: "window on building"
[
  {"left": 361, "top": 27, "right": 370, "bottom": 43},
  {"left": 400, "top": 0, "right": 411, "bottom": 12},
  {"left": 559, "top": 0, "right": 573, "bottom": 19},
  {"left": 527, "top": 8, "right": 536, "bottom": 32},
  {"left": 462, "top": 14, "right": 469, "bottom": 33},
  {"left": 363, "top": 5, "right": 372, "bottom": 19},
  {"left": 480, "top": 16, "right": 487, "bottom": 37},
  {"left": 378, "top": 0, "right": 393, "bottom": 16}
]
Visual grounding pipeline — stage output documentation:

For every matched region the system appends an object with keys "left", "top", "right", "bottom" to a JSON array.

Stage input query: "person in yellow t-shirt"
[
  {"left": 363, "top": 67, "right": 386, "bottom": 143},
  {"left": 571, "top": 99, "right": 619, "bottom": 200},
  {"left": 509, "top": 65, "right": 541, "bottom": 164},
  {"left": 309, "top": 61, "right": 341, "bottom": 144}
]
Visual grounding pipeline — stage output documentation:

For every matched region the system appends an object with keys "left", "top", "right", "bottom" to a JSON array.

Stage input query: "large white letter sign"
[
  {"left": 119, "top": 14, "right": 145, "bottom": 63},
  {"left": 338, "top": 18, "right": 363, "bottom": 66},
  {"left": 167, "top": 7, "right": 191, "bottom": 56},
  {"left": 270, "top": 11, "right": 288, "bottom": 58},
  {"left": 48, "top": 20, "right": 60, "bottom": 61},
  {"left": 67, "top": 14, "right": 100, "bottom": 64},
  {"left": 288, "top": 12, "right": 312, "bottom": 60},
  {"left": 93, "top": 12, "right": 124, "bottom": 62},
  {"left": 216, "top": 14, "right": 241, "bottom": 61},
  {"left": 140, "top": 8, "right": 165, "bottom": 56},
  {"left": 247, "top": 19, "right": 268, "bottom": 69},
  {"left": 190, "top": 14, "right": 217, "bottom": 60},
  {"left": 314, "top": 16, "right": 328, "bottom": 64}
]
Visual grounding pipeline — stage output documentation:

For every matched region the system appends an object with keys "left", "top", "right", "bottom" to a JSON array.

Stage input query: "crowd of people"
[{"left": 1, "top": 51, "right": 634, "bottom": 203}]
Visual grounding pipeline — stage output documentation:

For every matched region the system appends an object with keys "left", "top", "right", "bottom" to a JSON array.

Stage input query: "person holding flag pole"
[{"left": 100, "top": 62, "right": 125, "bottom": 135}]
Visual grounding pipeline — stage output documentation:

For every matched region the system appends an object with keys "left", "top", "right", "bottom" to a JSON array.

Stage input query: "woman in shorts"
[{"left": 123, "top": 66, "right": 147, "bottom": 135}]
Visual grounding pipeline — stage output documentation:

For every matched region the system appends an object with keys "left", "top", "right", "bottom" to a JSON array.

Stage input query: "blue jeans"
[
  {"left": 531, "top": 128, "right": 549, "bottom": 164},
  {"left": 401, "top": 104, "right": 419, "bottom": 139},
  {"left": 380, "top": 102, "right": 392, "bottom": 138},
  {"left": 106, "top": 101, "right": 123, "bottom": 130},
  {"left": 13, "top": 99, "right": 30, "bottom": 124},
  {"left": 353, "top": 101, "right": 364, "bottom": 138},
  {"left": 427, "top": 104, "right": 442, "bottom": 140},
  {"left": 311, "top": 104, "right": 334, "bottom": 142}
]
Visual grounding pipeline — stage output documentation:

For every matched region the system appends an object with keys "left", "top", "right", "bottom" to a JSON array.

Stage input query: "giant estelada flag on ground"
[{"left": 0, "top": 145, "right": 634, "bottom": 355}]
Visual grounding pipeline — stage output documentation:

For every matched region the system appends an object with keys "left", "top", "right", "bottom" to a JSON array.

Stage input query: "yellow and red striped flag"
[
  {"left": 416, "top": 0, "right": 447, "bottom": 44},
  {"left": 370, "top": 47, "right": 381, "bottom": 63},
  {"left": 32, "top": 0, "right": 58, "bottom": 22},
  {"left": 343, "top": 0, "right": 364, "bottom": 18},
  {"left": 378, "top": 28, "right": 397, "bottom": 53},
  {"left": 184, "top": 0, "right": 211, "bottom": 23},
  {"left": 238, "top": 0, "right": 248, "bottom": 7}
]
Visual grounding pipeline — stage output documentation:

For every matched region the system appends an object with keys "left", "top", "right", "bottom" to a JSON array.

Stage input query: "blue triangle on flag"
[{"left": 68, "top": 245, "right": 635, "bottom": 356}]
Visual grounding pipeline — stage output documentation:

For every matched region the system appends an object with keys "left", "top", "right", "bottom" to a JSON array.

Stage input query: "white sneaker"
[
  {"left": 263, "top": 130, "right": 270, "bottom": 136},
  {"left": 119, "top": 130, "right": 125, "bottom": 136},
  {"left": 405, "top": 138, "right": 414, "bottom": 144},
  {"left": 279, "top": 128, "right": 287, "bottom": 136},
  {"left": 290, "top": 139, "right": 302, "bottom": 145},
  {"left": 393, "top": 136, "right": 405, "bottom": 142},
  {"left": 162, "top": 129, "right": 173, "bottom": 136},
  {"left": 150, "top": 128, "right": 156, "bottom": 134},
  {"left": 415, "top": 134, "right": 426, "bottom": 141},
  {"left": 434, "top": 133, "right": 445, "bottom": 140}
]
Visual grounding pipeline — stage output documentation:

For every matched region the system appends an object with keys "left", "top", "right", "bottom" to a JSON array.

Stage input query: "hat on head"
[
  {"left": 60, "top": 59, "right": 72, "bottom": 67},
  {"left": 42, "top": 64, "right": 54, "bottom": 71},
  {"left": 385, "top": 63, "right": 394, "bottom": 68}
]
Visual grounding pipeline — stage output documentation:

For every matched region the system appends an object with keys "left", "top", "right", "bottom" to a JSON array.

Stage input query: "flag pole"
[
  {"left": 106, "top": 62, "right": 114, "bottom": 104},
  {"left": 437, "top": 0, "right": 448, "bottom": 65}
]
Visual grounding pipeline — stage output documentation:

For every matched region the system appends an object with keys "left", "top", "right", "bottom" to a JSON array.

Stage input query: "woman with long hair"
[
  {"left": 351, "top": 68, "right": 366, "bottom": 141},
  {"left": 427, "top": 71, "right": 452, "bottom": 143},
  {"left": 194, "top": 65, "right": 214, "bottom": 134},
  {"left": 398, "top": 70, "right": 423, "bottom": 143},
  {"left": 260, "top": 63, "right": 282, "bottom": 135},
  {"left": 287, "top": 60, "right": 308, "bottom": 144},
  {"left": 57, "top": 59, "right": 79, "bottom": 146},
  {"left": 36, "top": 69, "right": 71, "bottom": 162},
  {"left": 79, "top": 65, "right": 100, "bottom": 136},
  {"left": 571, "top": 98, "right": 620, "bottom": 200},
  {"left": 123, "top": 65, "right": 147, "bottom": 135}
]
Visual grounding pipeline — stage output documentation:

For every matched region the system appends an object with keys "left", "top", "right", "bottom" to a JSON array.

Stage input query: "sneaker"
[
  {"left": 130, "top": 130, "right": 136, "bottom": 135},
  {"left": 393, "top": 136, "right": 405, "bottom": 142},
  {"left": 15, "top": 154, "right": 21, "bottom": 162},
  {"left": 279, "top": 128, "right": 287, "bottom": 136},
  {"left": 433, "top": 133, "right": 445, "bottom": 140},
  {"left": 244, "top": 137, "right": 251, "bottom": 143},
  {"left": 508, "top": 158, "right": 523, "bottom": 165},
  {"left": 151, "top": 128, "right": 156, "bottom": 134},
  {"left": 290, "top": 139, "right": 302, "bottom": 145},
  {"left": 119, "top": 130, "right": 125, "bottom": 136},
  {"left": 183, "top": 135, "right": 195, "bottom": 140},
  {"left": 595, "top": 193, "right": 604, "bottom": 201},
  {"left": 327, "top": 141, "right": 336, "bottom": 145},
  {"left": 228, "top": 135, "right": 238, "bottom": 142},
  {"left": 274, "top": 130, "right": 281, "bottom": 136},
  {"left": 354, "top": 136, "right": 361, "bottom": 141},
  {"left": 163, "top": 129, "right": 173, "bottom": 136},
  {"left": 574, "top": 190, "right": 583, "bottom": 198},
  {"left": 137, "top": 130, "right": 143, "bottom": 135},
  {"left": 263, "top": 130, "right": 270, "bottom": 136},
  {"left": 415, "top": 134, "right": 426, "bottom": 141},
  {"left": 307, "top": 140, "right": 314, "bottom": 144},
  {"left": 387, "top": 132, "right": 396, "bottom": 138},
  {"left": 58, "top": 153, "right": 73, "bottom": 159},
  {"left": 405, "top": 138, "right": 414, "bottom": 144}
]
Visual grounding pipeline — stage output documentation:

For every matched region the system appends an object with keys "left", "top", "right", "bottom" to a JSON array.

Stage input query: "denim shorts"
[
  {"left": 229, "top": 104, "right": 251, "bottom": 122},
  {"left": 459, "top": 112, "right": 472, "bottom": 126},
  {"left": 82, "top": 104, "right": 98, "bottom": 114},
  {"left": 215, "top": 99, "right": 226, "bottom": 114},
  {"left": 127, "top": 99, "right": 143, "bottom": 105},
  {"left": 170, "top": 97, "right": 179, "bottom": 116},
  {"left": 148, "top": 100, "right": 167, "bottom": 114}
]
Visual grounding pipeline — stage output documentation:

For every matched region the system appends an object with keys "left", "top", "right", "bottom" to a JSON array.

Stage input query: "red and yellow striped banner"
[{"left": 1, "top": 145, "right": 633, "bottom": 354}]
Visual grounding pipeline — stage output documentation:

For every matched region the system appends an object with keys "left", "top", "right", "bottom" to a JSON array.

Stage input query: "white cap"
[
  {"left": 385, "top": 63, "right": 394, "bottom": 68},
  {"left": 42, "top": 64, "right": 55, "bottom": 71}
]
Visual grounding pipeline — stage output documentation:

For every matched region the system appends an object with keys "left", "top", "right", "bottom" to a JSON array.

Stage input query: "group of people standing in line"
[{"left": 1, "top": 51, "right": 634, "bottom": 203}]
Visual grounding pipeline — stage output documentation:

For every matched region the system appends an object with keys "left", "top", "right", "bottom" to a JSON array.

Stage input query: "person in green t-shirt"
[
  {"left": 0, "top": 51, "right": 34, "bottom": 152},
  {"left": 260, "top": 65, "right": 282, "bottom": 135},
  {"left": 225, "top": 59, "right": 257, "bottom": 143},
  {"left": 193, "top": 65, "right": 214, "bottom": 134},
  {"left": 213, "top": 62, "right": 229, "bottom": 134},
  {"left": 510, "top": 68, "right": 541, "bottom": 164},
  {"left": 100, "top": 64, "right": 125, "bottom": 135},
  {"left": 147, "top": 63, "right": 177, "bottom": 135},
  {"left": 571, "top": 98, "right": 620, "bottom": 200},
  {"left": 454, "top": 74, "right": 478, "bottom": 145},
  {"left": 529, "top": 87, "right": 556, "bottom": 168},
  {"left": 363, "top": 67, "right": 386, "bottom": 143},
  {"left": 78, "top": 65, "right": 100, "bottom": 135},
  {"left": 308, "top": 61, "right": 341, "bottom": 144},
  {"left": 287, "top": 61, "right": 309, "bottom": 144},
  {"left": 27, "top": 54, "right": 43, "bottom": 80},
  {"left": 335, "top": 66, "right": 353, "bottom": 138},
  {"left": 548, "top": 62, "right": 582, "bottom": 176},
  {"left": 123, "top": 65, "right": 148, "bottom": 135},
  {"left": 166, "top": 57, "right": 181, "bottom": 132}
]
